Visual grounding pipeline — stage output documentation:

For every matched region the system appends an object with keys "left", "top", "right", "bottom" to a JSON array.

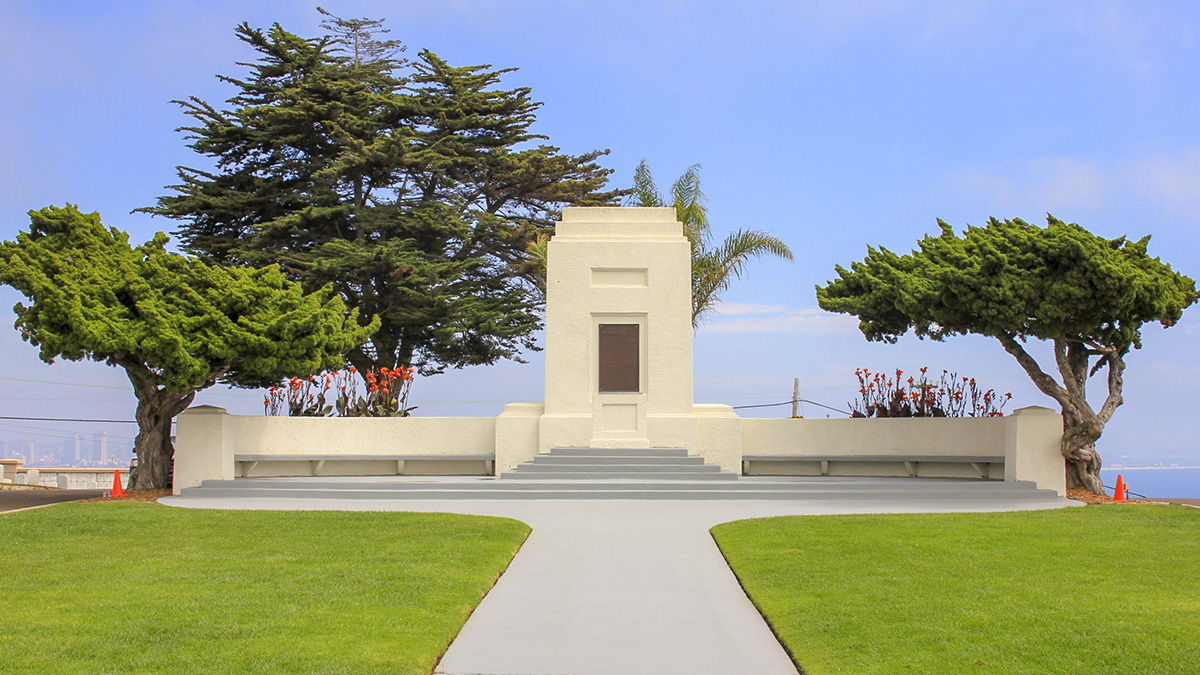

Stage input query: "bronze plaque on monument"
[{"left": 598, "top": 324, "right": 639, "bottom": 392}]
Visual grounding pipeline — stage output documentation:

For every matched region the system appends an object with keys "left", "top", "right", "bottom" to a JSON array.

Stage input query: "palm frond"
[
  {"left": 626, "top": 162, "right": 792, "bottom": 326},
  {"left": 670, "top": 164, "right": 710, "bottom": 247},
  {"left": 626, "top": 159, "right": 664, "bottom": 207},
  {"left": 691, "top": 229, "right": 793, "bottom": 326}
]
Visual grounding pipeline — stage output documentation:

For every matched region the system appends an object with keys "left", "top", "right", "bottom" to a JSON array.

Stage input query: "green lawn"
[
  {"left": 712, "top": 506, "right": 1200, "bottom": 675},
  {"left": 0, "top": 503, "right": 529, "bottom": 674}
]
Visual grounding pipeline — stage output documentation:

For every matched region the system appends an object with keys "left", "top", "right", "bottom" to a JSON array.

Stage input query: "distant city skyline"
[{"left": 0, "top": 430, "right": 130, "bottom": 468}]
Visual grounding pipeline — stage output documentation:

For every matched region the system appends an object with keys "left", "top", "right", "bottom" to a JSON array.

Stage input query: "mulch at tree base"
[{"left": 1067, "top": 487, "right": 1157, "bottom": 505}]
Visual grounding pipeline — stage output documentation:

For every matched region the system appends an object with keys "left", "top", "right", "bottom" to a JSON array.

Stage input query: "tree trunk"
[
  {"left": 1060, "top": 409, "right": 1105, "bottom": 493},
  {"left": 125, "top": 367, "right": 196, "bottom": 492},
  {"left": 997, "top": 334, "right": 1124, "bottom": 495}
]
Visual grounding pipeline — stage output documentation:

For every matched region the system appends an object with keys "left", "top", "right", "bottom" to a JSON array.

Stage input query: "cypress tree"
[{"left": 145, "top": 14, "right": 620, "bottom": 374}]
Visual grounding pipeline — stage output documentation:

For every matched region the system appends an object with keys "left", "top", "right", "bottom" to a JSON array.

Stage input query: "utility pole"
[{"left": 791, "top": 378, "right": 800, "bottom": 418}]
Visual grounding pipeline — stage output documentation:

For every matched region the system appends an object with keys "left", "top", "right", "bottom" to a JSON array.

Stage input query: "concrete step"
[
  {"left": 508, "top": 462, "right": 722, "bottom": 473},
  {"left": 547, "top": 447, "right": 690, "bottom": 458},
  {"left": 525, "top": 455, "right": 709, "bottom": 466},
  {"left": 178, "top": 477, "right": 1060, "bottom": 501},
  {"left": 502, "top": 471, "right": 739, "bottom": 481},
  {"left": 190, "top": 476, "right": 1041, "bottom": 492},
  {"left": 506, "top": 447, "right": 727, "bottom": 480}
]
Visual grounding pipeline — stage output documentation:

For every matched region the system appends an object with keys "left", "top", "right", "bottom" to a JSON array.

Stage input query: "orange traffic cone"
[
  {"left": 110, "top": 469, "right": 127, "bottom": 498},
  {"left": 1113, "top": 474, "right": 1128, "bottom": 502}
]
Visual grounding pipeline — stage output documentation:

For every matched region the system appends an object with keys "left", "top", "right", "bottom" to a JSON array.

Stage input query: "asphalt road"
[{"left": 0, "top": 489, "right": 108, "bottom": 512}]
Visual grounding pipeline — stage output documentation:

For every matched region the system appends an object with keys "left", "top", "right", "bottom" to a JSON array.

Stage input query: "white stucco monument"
[
  {"left": 539, "top": 207, "right": 700, "bottom": 452},
  {"left": 173, "top": 206, "right": 1067, "bottom": 495}
]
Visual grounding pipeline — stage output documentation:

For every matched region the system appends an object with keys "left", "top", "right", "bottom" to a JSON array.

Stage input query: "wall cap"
[
  {"left": 181, "top": 405, "right": 228, "bottom": 415},
  {"left": 1011, "top": 405, "right": 1059, "bottom": 416},
  {"left": 500, "top": 402, "right": 546, "bottom": 417},
  {"left": 561, "top": 206, "right": 676, "bottom": 222},
  {"left": 693, "top": 404, "right": 738, "bottom": 417}
]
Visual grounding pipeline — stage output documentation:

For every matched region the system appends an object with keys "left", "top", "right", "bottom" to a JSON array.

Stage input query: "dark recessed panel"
[{"left": 598, "top": 324, "right": 639, "bottom": 392}]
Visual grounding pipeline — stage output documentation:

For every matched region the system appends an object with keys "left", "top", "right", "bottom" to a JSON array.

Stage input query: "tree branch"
[
  {"left": 996, "top": 333, "right": 1069, "bottom": 405},
  {"left": 1097, "top": 353, "right": 1126, "bottom": 425}
]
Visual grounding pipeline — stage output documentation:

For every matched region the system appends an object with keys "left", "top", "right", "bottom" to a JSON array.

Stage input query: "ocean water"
[{"left": 1099, "top": 467, "right": 1200, "bottom": 499}]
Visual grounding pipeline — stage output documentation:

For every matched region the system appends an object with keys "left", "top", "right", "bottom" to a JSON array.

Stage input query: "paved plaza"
[{"left": 163, "top": 475, "right": 1076, "bottom": 675}]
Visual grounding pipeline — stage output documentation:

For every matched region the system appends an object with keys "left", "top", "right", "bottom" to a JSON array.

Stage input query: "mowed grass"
[
  {"left": 712, "top": 506, "right": 1200, "bottom": 675},
  {"left": 0, "top": 503, "right": 529, "bottom": 674}
]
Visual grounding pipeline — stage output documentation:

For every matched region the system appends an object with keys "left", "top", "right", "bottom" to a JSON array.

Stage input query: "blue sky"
[{"left": 1, "top": 0, "right": 1197, "bottom": 468}]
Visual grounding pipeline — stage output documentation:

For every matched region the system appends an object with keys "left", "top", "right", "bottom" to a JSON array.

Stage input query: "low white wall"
[
  {"left": 695, "top": 404, "right": 742, "bottom": 473},
  {"left": 173, "top": 404, "right": 1067, "bottom": 496},
  {"left": 1003, "top": 406, "right": 1065, "bottom": 493},
  {"left": 740, "top": 406, "right": 1065, "bottom": 494},
  {"left": 496, "top": 402, "right": 544, "bottom": 472},
  {"left": 224, "top": 415, "right": 495, "bottom": 457},
  {"left": 173, "top": 406, "right": 500, "bottom": 494},
  {"left": 30, "top": 469, "right": 129, "bottom": 490},
  {"left": 2, "top": 468, "right": 128, "bottom": 489},
  {"left": 743, "top": 416, "right": 1007, "bottom": 458}
]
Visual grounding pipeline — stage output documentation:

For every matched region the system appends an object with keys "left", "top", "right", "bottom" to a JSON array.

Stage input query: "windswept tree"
[
  {"left": 626, "top": 161, "right": 793, "bottom": 325},
  {"left": 143, "top": 13, "right": 620, "bottom": 376},
  {"left": 0, "top": 206, "right": 375, "bottom": 490},
  {"left": 816, "top": 216, "right": 1196, "bottom": 494}
]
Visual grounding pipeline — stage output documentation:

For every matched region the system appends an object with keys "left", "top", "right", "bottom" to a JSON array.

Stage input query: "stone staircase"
[
  {"left": 501, "top": 447, "right": 737, "bottom": 481},
  {"left": 174, "top": 447, "right": 1065, "bottom": 503}
]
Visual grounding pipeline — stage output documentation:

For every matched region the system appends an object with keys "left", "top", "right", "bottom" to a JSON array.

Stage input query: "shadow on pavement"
[{"left": 0, "top": 489, "right": 108, "bottom": 513}]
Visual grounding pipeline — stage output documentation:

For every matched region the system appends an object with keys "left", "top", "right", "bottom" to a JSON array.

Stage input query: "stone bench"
[
  {"left": 741, "top": 454, "right": 1004, "bottom": 478},
  {"left": 235, "top": 454, "right": 495, "bottom": 477}
]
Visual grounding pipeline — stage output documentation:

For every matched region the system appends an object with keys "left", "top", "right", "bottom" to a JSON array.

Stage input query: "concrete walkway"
[
  {"left": 0, "top": 488, "right": 108, "bottom": 513},
  {"left": 162, "top": 477, "right": 1078, "bottom": 675}
]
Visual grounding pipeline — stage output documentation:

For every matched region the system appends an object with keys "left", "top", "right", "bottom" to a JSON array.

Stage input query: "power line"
[
  {"left": 0, "top": 415, "right": 136, "bottom": 424},
  {"left": 0, "top": 376, "right": 261, "bottom": 399},
  {"left": 730, "top": 398, "right": 851, "bottom": 416},
  {"left": 0, "top": 424, "right": 135, "bottom": 444},
  {"left": 0, "top": 397, "right": 134, "bottom": 402}
]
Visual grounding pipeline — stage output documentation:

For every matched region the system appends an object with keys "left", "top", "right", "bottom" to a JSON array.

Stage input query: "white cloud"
[
  {"left": 942, "top": 148, "right": 1200, "bottom": 223},
  {"left": 1068, "top": 1, "right": 1159, "bottom": 78},
  {"left": 944, "top": 155, "right": 1109, "bottom": 216},
  {"left": 1027, "top": 157, "right": 1109, "bottom": 213},
  {"left": 709, "top": 302, "right": 790, "bottom": 316},
  {"left": 701, "top": 306, "right": 860, "bottom": 334},
  {"left": 1132, "top": 149, "right": 1200, "bottom": 220}
]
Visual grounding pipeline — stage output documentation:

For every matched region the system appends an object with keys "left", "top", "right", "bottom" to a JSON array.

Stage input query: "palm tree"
[{"left": 627, "top": 160, "right": 793, "bottom": 326}]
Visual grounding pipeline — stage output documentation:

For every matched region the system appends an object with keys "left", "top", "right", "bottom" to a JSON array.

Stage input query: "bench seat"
[
  {"left": 741, "top": 454, "right": 1004, "bottom": 478},
  {"left": 235, "top": 454, "right": 495, "bottom": 476}
]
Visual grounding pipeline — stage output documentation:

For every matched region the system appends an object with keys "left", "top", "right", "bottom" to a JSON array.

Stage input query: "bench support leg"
[
  {"left": 820, "top": 460, "right": 829, "bottom": 476},
  {"left": 313, "top": 460, "right": 325, "bottom": 476},
  {"left": 971, "top": 462, "right": 988, "bottom": 479},
  {"left": 395, "top": 460, "right": 405, "bottom": 476},
  {"left": 903, "top": 461, "right": 917, "bottom": 477}
]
